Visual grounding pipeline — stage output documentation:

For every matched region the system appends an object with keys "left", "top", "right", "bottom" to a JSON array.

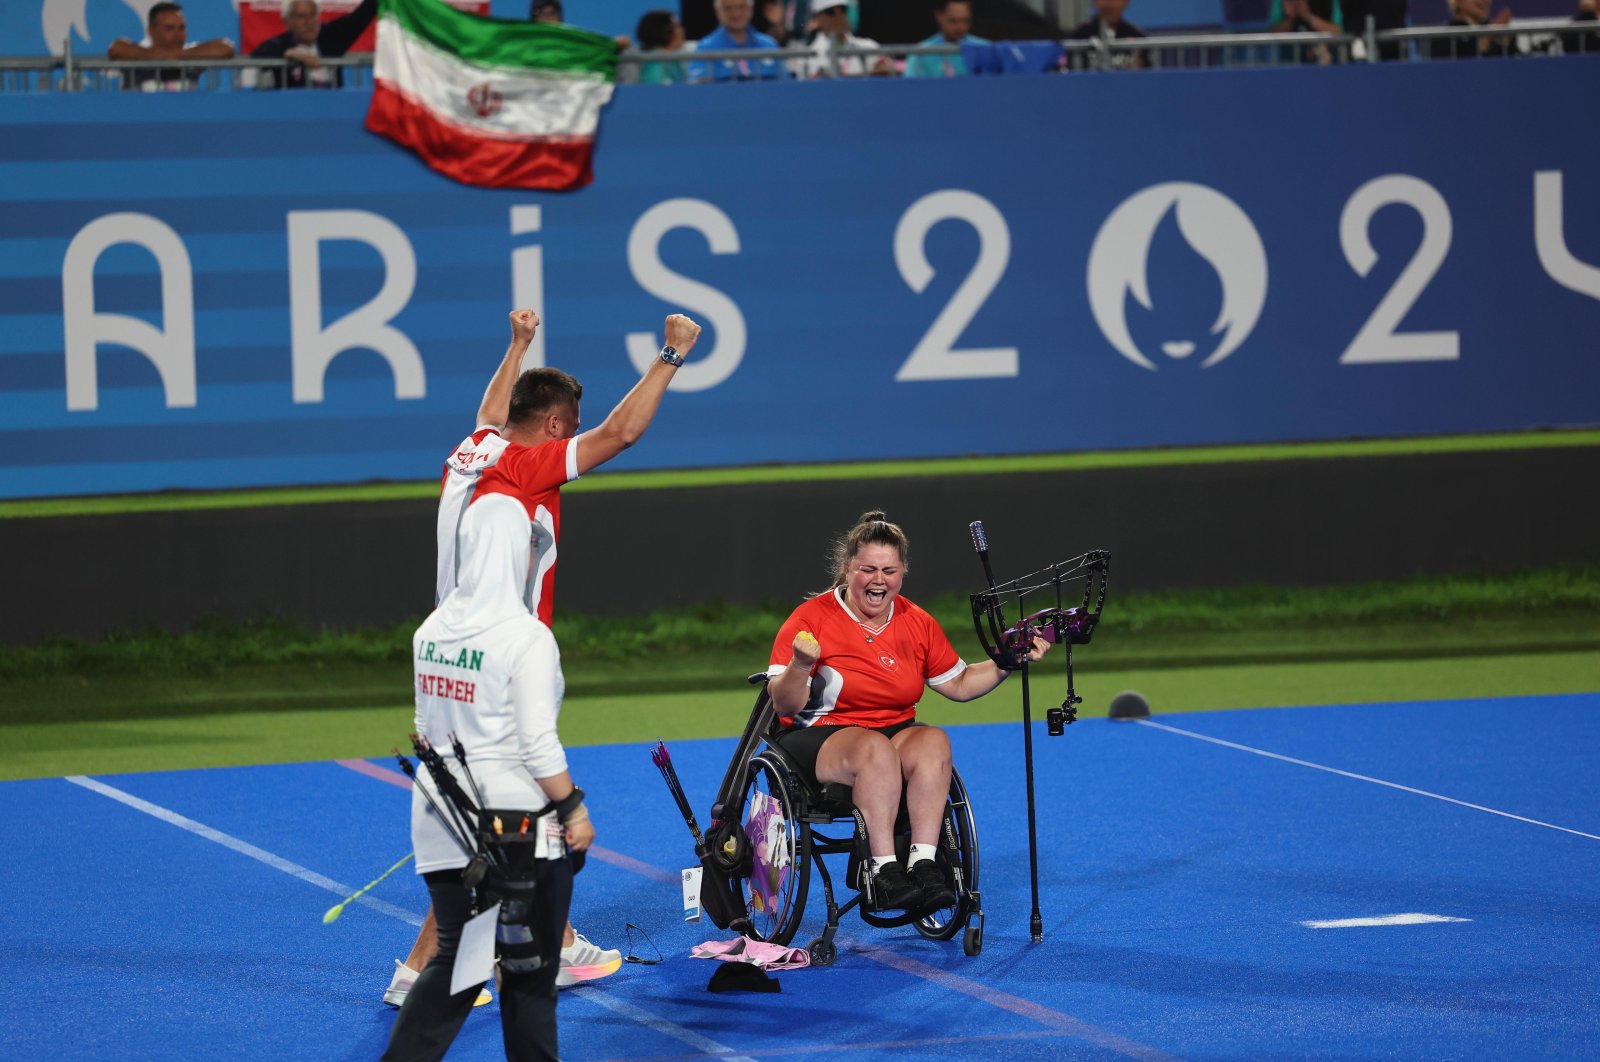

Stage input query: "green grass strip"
[
  {"left": 4, "top": 428, "right": 1596, "bottom": 519},
  {"left": 4, "top": 650, "right": 1595, "bottom": 782},
  {"left": 5, "top": 565, "right": 1596, "bottom": 681},
  {"left": 3, "top": 568, "right": 1596, "bottom": 778},
  {"left": 4, "top": 566, "right": 1596, "bottom": 689}
]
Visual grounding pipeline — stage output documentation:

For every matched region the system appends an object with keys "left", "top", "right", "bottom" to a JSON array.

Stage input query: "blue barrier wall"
[{"left": 2, "top": 59, "right": 1598, "bottom": 499}]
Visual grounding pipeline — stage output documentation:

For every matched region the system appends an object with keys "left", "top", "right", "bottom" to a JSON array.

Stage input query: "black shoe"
[
  {"left": 908, "top": 860, "right": 957, "bottom": 911},
  {"left": 866, "top": 861, "right": 923, "bottom": 913}
]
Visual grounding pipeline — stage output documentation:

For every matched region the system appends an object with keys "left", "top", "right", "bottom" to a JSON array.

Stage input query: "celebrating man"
[{"left": 384, "top": 308, "right": 702, "bottom": 1006}]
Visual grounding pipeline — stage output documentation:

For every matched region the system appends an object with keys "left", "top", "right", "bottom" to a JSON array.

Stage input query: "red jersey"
[
  {"left": 767, "top": 589, "right": 966, "bottom": 729},
  {"left": 436, "top": 428, "right": 580, "bottom": 627}
]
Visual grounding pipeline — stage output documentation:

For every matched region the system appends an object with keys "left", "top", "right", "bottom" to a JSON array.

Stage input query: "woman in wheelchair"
[{"left": 765, "top": 511, "right": 1050, "bottom": 918}]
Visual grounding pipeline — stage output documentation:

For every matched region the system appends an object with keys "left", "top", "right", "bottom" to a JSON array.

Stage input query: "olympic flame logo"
[{"left": 1086, "top": 182, "right": 1268, "bottom": 371}]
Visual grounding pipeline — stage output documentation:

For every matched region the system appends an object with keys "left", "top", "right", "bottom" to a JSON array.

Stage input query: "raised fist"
[
  {"left": 791, "top": 630, "right": 821, "bottom": 672},
  {"left": 509, "top": 309, "right": 540, "bottom": 343},
  {"left": 663, "top": 313, "right": 702, "bottom": 354}
]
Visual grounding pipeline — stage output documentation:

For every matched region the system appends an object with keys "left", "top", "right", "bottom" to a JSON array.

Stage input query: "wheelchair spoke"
[{"left": 732, "top": 753, "right": 809, "bottom": 945}]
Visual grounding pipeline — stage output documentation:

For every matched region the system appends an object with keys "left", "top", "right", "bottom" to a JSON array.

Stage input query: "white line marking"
[
  {"left": 1134, "top": 719, "right": 1600, "bottom": 841},
  {"left": 66, "top": 775, "right": 425, "bottom": 925},
  {"left": 67, "top": 774, "right": 752, "bottom": 1060},
  {"left": 1300, "top": 913, "right": 1472, "bottom": 929}
]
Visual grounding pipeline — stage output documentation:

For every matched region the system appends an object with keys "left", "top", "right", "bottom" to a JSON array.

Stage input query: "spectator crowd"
[
  {"left": 624, "top": 0, "right": 1599, "bottom": 79},
  {"left": 103, "top": 0, "right": 1600, "bottom": 91}
]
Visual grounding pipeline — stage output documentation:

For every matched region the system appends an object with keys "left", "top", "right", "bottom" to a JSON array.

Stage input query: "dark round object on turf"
[
  {"left": 808, "top": 937, "right": 836, "bottom": 966},
  {"left": 1108, "top": 690, "right": 1151, "bottom": 720},
  {"left": 707, "top": 962, "right": 781, "bottom": 993},
  {"left": 963, "top": 924, "right": 983, "bottom": 956}
]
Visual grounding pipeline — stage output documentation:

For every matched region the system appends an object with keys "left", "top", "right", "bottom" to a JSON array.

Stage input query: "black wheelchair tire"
[
  {"left": 963, "top": 924, "right": 983, "bottom": 956},
  {"left": 808, "top": 937, "right": 837, "bottom": 966}
]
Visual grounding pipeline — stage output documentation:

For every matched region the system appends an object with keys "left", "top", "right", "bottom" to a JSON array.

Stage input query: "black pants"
[
  {"left": 771, "top": 719, "right": 920, "bottom": 783},
  {"left": 381, "top": 855, "right": 574, "bottom": 1062}
]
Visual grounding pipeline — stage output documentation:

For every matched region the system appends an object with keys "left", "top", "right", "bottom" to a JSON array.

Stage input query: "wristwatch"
[{"left": 659, "top": 345, "right": 683, "bottom": 367}]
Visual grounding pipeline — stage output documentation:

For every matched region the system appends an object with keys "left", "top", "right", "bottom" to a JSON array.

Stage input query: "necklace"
[
  {"left": 843, "top": 588, "right": 890, "bottom": 644},
  {"left": 857, "top": 613, "right": 890, "bottom": 645}
]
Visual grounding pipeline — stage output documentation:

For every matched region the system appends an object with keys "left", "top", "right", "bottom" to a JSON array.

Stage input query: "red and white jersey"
[
  {"left": 436, "top": 426, "right": 511, "bottom": 606},
  {"left": 411, "top": 496, "right": 569, "bottom": 874},
  {"left": 435, "top": 427, "right": 581, "bottom": 626},
  {"left": 767, "top": 588, "right": 966, "bottom": 729}
]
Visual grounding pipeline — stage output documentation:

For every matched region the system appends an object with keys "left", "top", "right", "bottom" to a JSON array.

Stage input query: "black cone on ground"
[{"left": 1108, "top": 690, "right": 1151, "bottom": 721}]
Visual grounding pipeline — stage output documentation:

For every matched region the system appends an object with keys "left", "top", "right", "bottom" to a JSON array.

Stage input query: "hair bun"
[{"left": 822, "top": 510, "right": 909, "bottom": 594}]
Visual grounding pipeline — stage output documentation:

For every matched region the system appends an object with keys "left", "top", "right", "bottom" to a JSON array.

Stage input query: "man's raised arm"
[
  {"left": 574, "top": 313, "right": 701, "bottom": 476},
  {"left": 476, "top": 309, "right": 539, "bottom": 430},
  {"left": 183, "top": 38, "right": 236, "bottom": 58}
]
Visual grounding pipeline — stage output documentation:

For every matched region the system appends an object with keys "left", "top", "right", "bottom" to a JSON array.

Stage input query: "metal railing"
[
  {"left": 1377, "top": 17, "right": 1597, "bottom": 59},
  {"left": 1063, "top": 30, "right": 1360, "bottom": 69},
  {"left": 1, "top": 19, "right": 1594, "bottom": 93},
  {"left": 4, "top": 37, "right": 377, "bottom": 92}
]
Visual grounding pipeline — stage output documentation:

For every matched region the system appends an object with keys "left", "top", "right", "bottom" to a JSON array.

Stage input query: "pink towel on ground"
[{"left": 691, "top": 935, "right": 811, "bottom": 970}]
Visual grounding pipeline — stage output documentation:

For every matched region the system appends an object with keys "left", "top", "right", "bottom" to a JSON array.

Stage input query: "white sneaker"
[
  {"left": 383, "top": 960, "right": 418, "bottom": 1007},
  {"left": 556, "top": 934, "right": 622, "bottom": 989},
  {"left": 382, "top": 959, "right": 492, "bottom": 1008}
]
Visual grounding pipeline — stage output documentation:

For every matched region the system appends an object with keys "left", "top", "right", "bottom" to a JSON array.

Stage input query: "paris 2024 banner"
[{"left": 1, "top": 58, "right": 1597, "bottom": 498}]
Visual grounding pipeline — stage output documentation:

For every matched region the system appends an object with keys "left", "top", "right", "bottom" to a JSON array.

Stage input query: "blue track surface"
[{"left": 4, "top": 693, "right": 1598, "bottom": 1061}]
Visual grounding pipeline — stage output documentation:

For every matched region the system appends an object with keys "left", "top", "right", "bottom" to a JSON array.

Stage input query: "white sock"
[
  {"left": 869, "top": 854, "right": 898, "bottom": 872},
  {"left": 908, "top": 843, "right": 937, "bottom": 867}
]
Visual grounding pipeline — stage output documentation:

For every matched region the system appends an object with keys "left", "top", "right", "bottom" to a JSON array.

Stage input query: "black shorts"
[{"left": 770, "top": 719, "right": 920, "bottom": 783}]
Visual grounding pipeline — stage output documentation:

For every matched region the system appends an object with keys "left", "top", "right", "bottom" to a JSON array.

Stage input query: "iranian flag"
[{"left": 366, "top": 0, "right": 617, "bottom": 190}]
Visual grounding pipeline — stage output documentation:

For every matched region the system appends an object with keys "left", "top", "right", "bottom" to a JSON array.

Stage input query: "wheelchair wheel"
[
  {"left": 728, "top": 751, "right": 810, "bottom": 946},
  {"left": 807, "top": 937, "right": 836, "bottom": 966},
  {"left": 915, "top": 768, "right": 979, "bottom": 943}
]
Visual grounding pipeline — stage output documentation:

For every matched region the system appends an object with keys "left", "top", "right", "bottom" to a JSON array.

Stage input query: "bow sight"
[{"left": 970, "top": 538, "right": 1110, "bottom": 736}]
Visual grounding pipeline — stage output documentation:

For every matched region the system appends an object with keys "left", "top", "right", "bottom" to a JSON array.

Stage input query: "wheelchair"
[
  {"left": 653, "top": 526, "right": 1111, "bottom": 955},
  {"left": 694, "top": 676, "right": 984, "bottom": 966}
]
